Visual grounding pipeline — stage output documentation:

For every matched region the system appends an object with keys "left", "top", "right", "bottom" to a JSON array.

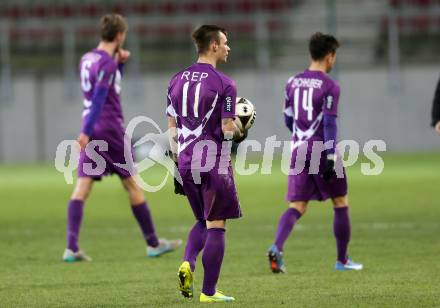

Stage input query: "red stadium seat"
[
  {"left": 111, "top": 3, "right": 127, "bottom": 15},
  {"left": 131, "top": 3, "right": 154, "bottom": 15},
  {"left": 7, "top": 5, "right": 25, "bottom": 19},
  {"left": 236, "top": 0, "right": 257, "bottom": 13},
  {"left": 159, "top": 2, "right": 178, "bottom": 15},
  {"left": 261, "top": 0, "right": 287, "bottom": 11},
  {"left": 414, "top": 0, "right": 432, "bottom": 6},
  {"left": 183, "top": 1, "right": 206, "bottom": 13},
  {"left": 209, "top": 1, "right": 231, "bottom": 14},
  {"left": 30, "top": 5, "right": 49, "bottom": 18},
  {"left": 80, "top": 3, "right": 101, "bottom": 17},
  {"left": 389, "top": 0, "right": 401, "bottom": 7},
  {"left": 54, "top": 4, "right": 74, "bottom": 18},
  {"left": 410, "top": 15, "right": 430, "bottom": 30}
]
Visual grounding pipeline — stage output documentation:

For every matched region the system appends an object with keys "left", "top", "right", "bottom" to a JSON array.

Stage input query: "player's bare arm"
[
  {"left": 116, "top": 48, "right": 131, "bottom": 63},
  {"left": 77, "top": 133, "right": 90, "bottom": 151}
]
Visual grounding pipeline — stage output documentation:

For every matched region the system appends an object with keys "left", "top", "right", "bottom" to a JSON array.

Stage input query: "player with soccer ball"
[{"left": 166, "top": 25, "right": 255, "bottom": 303}]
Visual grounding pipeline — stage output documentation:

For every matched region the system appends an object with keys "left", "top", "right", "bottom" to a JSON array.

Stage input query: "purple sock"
[
  {"left": 333, "top": 207, "right": 351, "bottom": 263},
  {"left": 184, "top": 220, "right": 207, "bottom": 271},
  {"left": 274, "top": 208, "right": 302, "bottom": 251},
  {"left": 67, "top": 199, "right": 84, "bottom": 252},
  {"left": 131, "top": 202, "right": 159, "bottom": 247},
  {"left": 202, "top": 228, "right": 225, "bottom": 296}
]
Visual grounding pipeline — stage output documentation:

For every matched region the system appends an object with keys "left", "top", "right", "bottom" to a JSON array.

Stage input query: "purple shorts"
[
  {"left": 77, "top": 129, "right": 135, "bottom": 180},
  {"left": 179, "top": 165, "right": 242, "bottom": 221},
  {"left": 286, "top": 158, "right": 348, "bottom": 202}
]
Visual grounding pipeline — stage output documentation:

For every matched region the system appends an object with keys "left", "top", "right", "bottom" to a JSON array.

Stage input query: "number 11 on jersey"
[{"left": 182, "top": 81, "right": 202, "bottom": 118}]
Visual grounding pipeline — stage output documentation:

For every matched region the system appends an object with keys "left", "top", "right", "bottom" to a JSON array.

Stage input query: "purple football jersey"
[
  {"left": 167, "top": 62, "right": 237, "bottom": 170},
  {"left": 284, "top": 69, "right": 346, "bottom": 202},
  {"left": 77, "top": 49, "right": 133, "bottom": 180},
  {"left": 284, "top": 69, "right": 340, "bottom": 158},
  {"left": 79, "top": 49, "right": 124, "bottom": 133}
]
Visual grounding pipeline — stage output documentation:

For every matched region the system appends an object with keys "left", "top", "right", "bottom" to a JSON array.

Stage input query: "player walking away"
[
  {"left": 63, "top": 14, "right": 181, "bottom": 262},
  {"left": 431, "top": 77, "right": 440, "bottom": 135},
  {"left": 267, "top": 32, "right": 363, "bottom": 273},
  {"left": 167, "top": 25, "right": 245, "bottom": 302}
]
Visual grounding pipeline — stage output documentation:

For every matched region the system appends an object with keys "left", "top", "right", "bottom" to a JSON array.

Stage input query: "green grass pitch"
[{"left": 1, "top": 153, "right": 439, "bottom": 307}]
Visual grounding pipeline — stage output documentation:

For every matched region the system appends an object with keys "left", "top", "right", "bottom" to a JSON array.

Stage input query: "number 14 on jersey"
[{"left": 293, "top": 87, "right": 314, "bottom": 121}]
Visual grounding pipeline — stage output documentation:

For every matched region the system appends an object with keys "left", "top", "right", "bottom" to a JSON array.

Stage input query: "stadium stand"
[{"left": 0, "top": 0, "right": 438, "bottom": 72}]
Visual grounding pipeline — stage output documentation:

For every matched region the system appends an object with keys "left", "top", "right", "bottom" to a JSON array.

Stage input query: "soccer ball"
[{"left": 235, "top": 97, "right": 256, "bottom": 131}]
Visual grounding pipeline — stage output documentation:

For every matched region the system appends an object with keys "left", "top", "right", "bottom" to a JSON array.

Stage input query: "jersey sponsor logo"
[
  {"left": 326, "top": 95, "right": 333, "bottom": 109},
  {"left": 224, "top": 96, "right": 232, "bottom": 113}
]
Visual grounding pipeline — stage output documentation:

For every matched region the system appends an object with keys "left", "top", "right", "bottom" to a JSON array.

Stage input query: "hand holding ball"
[{"left": 233, "top": 97, "right": 256, "bottom": 143}]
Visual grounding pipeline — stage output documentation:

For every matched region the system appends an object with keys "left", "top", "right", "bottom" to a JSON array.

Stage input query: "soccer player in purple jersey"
[
  {"left": 431, "top": 77, "right": 440, "bottom": 134},
  {"left": 167, "top": 25, "right": 245, "bottom": 302},
  {"left": 267, "top": 32, "right": 363, "bottom": 272},
  {"left": 63, "top": 14, "right": 181, "bottom": 262}
]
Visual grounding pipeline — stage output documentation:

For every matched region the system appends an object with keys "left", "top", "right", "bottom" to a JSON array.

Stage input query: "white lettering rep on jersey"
[
  {"left": 292, "top": 78, "right": 323, "bottom": 89},
  {"left": 181, "top": 71, "right": 209, "bottom": 82}
]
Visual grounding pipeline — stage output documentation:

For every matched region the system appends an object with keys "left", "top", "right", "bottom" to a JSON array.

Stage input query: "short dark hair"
[
  {"left": 309, "top": 32, "right": 339, "bottom": 61},
  {"left": 192, "top": 25, "right": 227, "bottom": 54},
  {"left": 100, "top": 14, "right": 128, "bottom": 42}
]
